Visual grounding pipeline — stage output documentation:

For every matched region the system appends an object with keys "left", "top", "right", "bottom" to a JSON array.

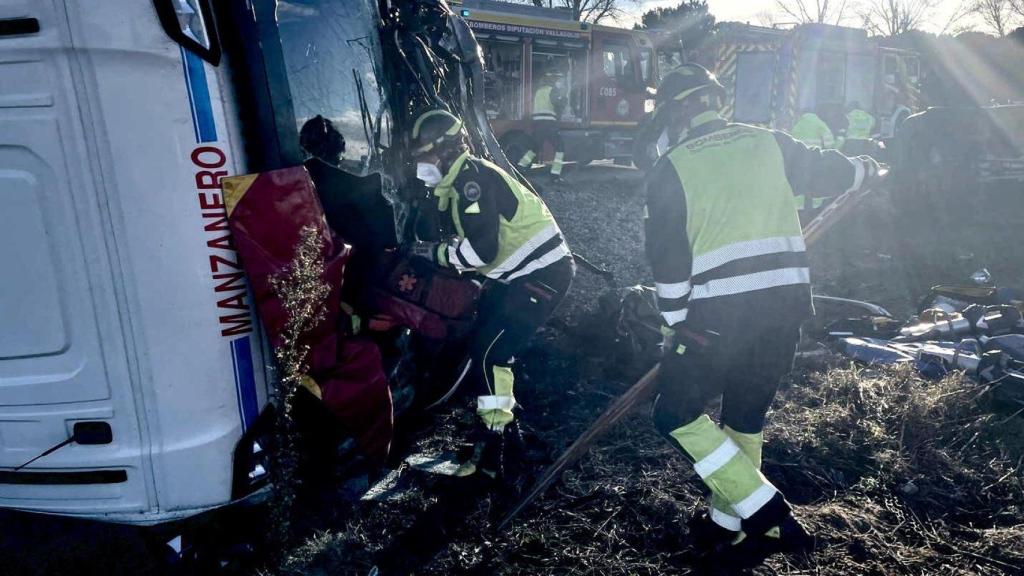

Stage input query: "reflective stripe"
[
  {"left": 711, "top": 507, "right": 742, "bottom": 531},
  {"left": 690, "top": 267, "right": 809, "bottom": 300},
  {"left": 845, "top": 159, "right": 865, "bottom": 194},
  {"left": 693, "top": 438, "right": 741, "bottom": 479},
  {"left": 458, "top": 239, "right": 487, "bottom": 268},
  {"left": 532, "top": 113, "right": 557, "bottom": 121},
  {"left": 487, "top": 224, "right": 561, "bottom": 278},
  {"left": 447, "top": 244, "right": 470, "bottom": 272},
  {"left": 692, "top": 236, "right": 806, "bottom": 276},
  {"left": 503, "top": 242, "right": 571, "bottom": 281},
  {"left": 518, "top": 150, "right": 536, "bottom": 167},
  {"left": 551, "top": 152, "right": 564, "bottom": 175},
  {"left": 661, "top": 307, "right": 689, "bottom": 325},
  {"left": 656, "top": 280, "right": 691, "bottom": 299},
  {"left": 732, "top": 484, "right": 777, "bottom": 519},
  {"left": 477, "top": 395, "right": 516, "bottom": 411}
]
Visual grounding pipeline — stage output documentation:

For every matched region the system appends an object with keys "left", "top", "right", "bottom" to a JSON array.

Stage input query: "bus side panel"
[
  {"left": 0, "top": 0, "right": 150, "bottom": 513},
  {"left": 64, "top": 1, "right": 268, "bottom": 515}
]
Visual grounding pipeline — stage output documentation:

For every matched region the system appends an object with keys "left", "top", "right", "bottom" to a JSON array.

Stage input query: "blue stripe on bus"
[
  {"left": 231, "top": 336, "right": 259, "bottom": 430},
  {"left": 179, "top": 46, "right": 218, "bottom": 143}
]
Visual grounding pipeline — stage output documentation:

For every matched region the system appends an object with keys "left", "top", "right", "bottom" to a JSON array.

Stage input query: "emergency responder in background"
[
  {"left": 789, "top": 108, "right": 838, "bottom": 215},
  {"left": 842, "top": 102, "right": 876, "bottom": 156},
  {"left": 645, "top": 64, "right": 882, "bottom": 569},
  {"left": 406, "top": 109, "right": 575, "bottom": 479},
  {"left": 791, "top": 107, "right": 836, "bottom": 149},
  {"left": 517, "top": 69, "right": 568, "bottom": 182}
]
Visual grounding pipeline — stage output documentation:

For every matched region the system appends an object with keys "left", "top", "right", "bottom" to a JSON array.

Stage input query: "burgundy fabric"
[
  {"left": 227, "top": 167, "right": 393, "bottom": 461},
  {"left": 368, "top": 255, "right": 480, "bottom": 340}
]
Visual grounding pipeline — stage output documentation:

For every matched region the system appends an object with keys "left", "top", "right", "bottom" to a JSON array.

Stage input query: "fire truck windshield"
[{"left": 277, "top": 0, "right": 390, "bottom": 175}]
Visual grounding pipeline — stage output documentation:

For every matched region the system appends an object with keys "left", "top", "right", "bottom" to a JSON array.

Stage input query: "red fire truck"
[{"left": 454, "top": 0, "right": 657, "bottom": 166}]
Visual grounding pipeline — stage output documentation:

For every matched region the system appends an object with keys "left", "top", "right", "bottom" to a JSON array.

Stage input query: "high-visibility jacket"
[
  {"left": 846, "top": 108, "right": 876, "bottom": 140},
  {"left": 645, "top": 112, "right": 873, "bottom": 327},
  {"left": 433, "top": 151, "right": 570, "bottom": 281},
  {"left": 790, "top": 112, "right": 836, "bottom": 149},
  {"left": 532, "top": 85, "right": 558, "bottom": 122}
]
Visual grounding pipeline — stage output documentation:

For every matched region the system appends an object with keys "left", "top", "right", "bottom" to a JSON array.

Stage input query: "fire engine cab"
[{"left": 454, "top": 0, "right": 657, "bottom": 166}]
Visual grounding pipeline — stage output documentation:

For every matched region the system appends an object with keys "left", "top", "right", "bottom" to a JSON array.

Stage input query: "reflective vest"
[
  {"left": 790, "top": 113, "right": 835, "bottom": 148},
  {"left": 846, "top": 109, "right": 875, "bottom": 140},
  {"left": 435, "top": 152, "right": 568, "bottom": 281},
  {"left": 532, "top": 85, "right": 558, "bottom": 122},
  {"left": 663, "top": 125, "right": 809, "bottom": 308}
]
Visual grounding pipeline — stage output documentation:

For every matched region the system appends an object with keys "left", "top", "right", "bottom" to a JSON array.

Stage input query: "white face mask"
[{"left": 416, "top": 162, "right": 443, "bottom": 187}]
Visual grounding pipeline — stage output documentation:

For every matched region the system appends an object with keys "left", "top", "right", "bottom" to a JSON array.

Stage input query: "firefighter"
[
  {"left": 789, "top": 108, "right": 838, "bottom": 214},
  {"left": 517, "top": 70, "right": 568, "bottom": 182},
  {"left": 791, "top": 108, "right": 836, "bottom": 149},
  {"left": 406, "top": 109, "right": 576, "bottom": 478},
  {"left": 842, "top": 102, "right": 876, "bottom": 155},
  {"left": 645, "top": 64, "right": 882, "bottom": 568}
]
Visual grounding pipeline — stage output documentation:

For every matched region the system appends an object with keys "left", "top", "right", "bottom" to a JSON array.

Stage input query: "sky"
[{"left": 618, "top": 0, "right": 984, "bottom": 35}]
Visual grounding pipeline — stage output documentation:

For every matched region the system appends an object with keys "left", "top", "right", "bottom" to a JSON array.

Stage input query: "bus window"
[
  {"left": 277, "top": 0, "right": 390, "bottom": 175},
  {"left": 481, "top": 41, "right": 524, "bottom": 121}
]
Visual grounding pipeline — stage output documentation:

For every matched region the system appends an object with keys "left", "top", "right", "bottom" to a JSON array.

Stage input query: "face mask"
[{"left": 416, "top": 162, "right": 443, "bottom": 187}]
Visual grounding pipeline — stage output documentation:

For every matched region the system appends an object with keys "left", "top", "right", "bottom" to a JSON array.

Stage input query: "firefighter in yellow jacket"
[
  {"left": 406, "top": 109, "right": 575, "bottom": 479},
  {"left": 517, "top": 71, "right": 568, "bottom": 182},
  {"left": 645, "top": 64, "right": 882, "bottom": 568}
]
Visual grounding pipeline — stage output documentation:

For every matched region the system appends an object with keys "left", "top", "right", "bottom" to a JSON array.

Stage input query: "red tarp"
[{"left": 224, "top": 167, "right": 393, "bottom": 461}]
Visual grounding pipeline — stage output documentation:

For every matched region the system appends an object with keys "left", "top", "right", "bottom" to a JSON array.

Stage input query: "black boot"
[
  {"left": 687, "top": 512, "right": 741, "bottom": 550},
  {"left": 707, "top": 514, "right": 816, "bottom": 571},
  {"left": 455, "top": 421, "right": 525, "bottom": 483}
]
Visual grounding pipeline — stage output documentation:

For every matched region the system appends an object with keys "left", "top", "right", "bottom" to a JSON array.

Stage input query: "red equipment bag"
[
  {"left": 369, "top": 253, "right": 481, "bottom": 340},
  {"left": 224, "top": 167, "right": 393, "bottom": 461}
]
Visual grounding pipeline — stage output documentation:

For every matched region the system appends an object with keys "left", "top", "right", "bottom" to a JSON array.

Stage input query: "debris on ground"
[{"left": 271, "top": 166, "right": 1024, "bottom": 576}]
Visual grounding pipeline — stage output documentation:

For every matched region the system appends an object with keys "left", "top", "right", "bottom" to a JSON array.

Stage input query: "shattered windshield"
[{"left": 277, "top": 0, "right": 390, "bottom": 175}]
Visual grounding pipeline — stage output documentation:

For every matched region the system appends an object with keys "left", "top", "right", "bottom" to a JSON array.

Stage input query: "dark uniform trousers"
[{"left": 466, "top": 257, "right": 575, "bottom": 402}]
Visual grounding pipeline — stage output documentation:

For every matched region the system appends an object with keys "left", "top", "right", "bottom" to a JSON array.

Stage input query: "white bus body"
[{"left": 0, "top": 0, "right": 272, "bottom": 524}]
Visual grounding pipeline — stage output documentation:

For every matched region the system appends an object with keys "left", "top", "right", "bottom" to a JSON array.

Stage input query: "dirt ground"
[
  {"left": 2, "top": 163, "right": 1023, "bottom": 575},
  {"left": 273, "top": 164, "right": 1024, "bottom": 576}
]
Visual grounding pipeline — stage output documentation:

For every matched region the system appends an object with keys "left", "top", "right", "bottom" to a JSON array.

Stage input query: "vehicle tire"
[{"left": 498, "top": 131, "right": 535, "bottom": 168}]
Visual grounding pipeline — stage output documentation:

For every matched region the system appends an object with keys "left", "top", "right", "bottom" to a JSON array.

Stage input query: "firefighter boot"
[
  {"left": 706, "top": 513, "right": 816, "bottom": 571},
  {"left": 686, "top": 511, "right": 740, "bottom": 550},
  {"left": 455, "top": 421, "right": 525, "bottom": 483}
]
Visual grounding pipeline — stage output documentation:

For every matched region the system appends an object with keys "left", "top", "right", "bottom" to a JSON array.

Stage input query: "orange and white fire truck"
[
  {"left": 454, "top": 0, "right": 658, "bottom": 166},
  {"left": 703, "top": 22, "right": 921, "bottom": 138}
]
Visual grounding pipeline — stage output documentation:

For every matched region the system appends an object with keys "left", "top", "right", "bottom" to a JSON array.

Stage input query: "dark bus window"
[{"left": 277, "top": 0, "right": 390, "bottom": 175}]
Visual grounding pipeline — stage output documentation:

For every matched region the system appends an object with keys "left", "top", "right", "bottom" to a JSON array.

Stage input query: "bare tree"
[
  {"left": 972, "top": 0, "right": 1016, "bottom": 35},
  {"left": 756, "top": 9, "right": 781, "bottom": 27},
  {"left": 856, "top": 0, "right": 944, "bottom": 36},
  {"left": 502, "top": 0, "right": 633, "bottom": 23},
  {"left": 775, "top": 0, "right": 851, "bottom": 24},
  {"left": 1011, "top": 0, "right": 1024, "bottom": 19}
]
